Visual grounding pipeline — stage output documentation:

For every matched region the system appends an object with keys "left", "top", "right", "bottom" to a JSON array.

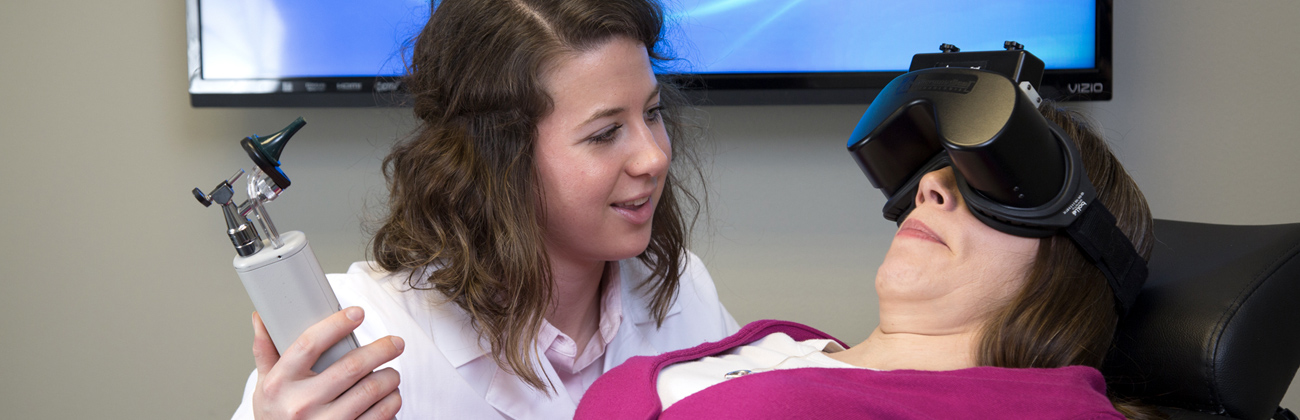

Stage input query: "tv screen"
[{"left": 187, "top": 0, "right": 1111, "bottom": 107}]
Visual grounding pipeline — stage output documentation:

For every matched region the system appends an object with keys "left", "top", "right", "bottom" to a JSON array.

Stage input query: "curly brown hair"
[
  {"left": 976, "top": 104, "right": 1165, "bottom": 419},
  {"left": 370, "top": 0, "right": 704, "bottom": 392}
]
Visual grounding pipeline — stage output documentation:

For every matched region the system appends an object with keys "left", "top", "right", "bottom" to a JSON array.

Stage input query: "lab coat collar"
[
  {"left": 422, "top": 296, "right": 490, "bottom": 368},
  {"left": 353, "top": 262, "right": 491, "bottom": 369},
  {"left": 485, "top": 341, "right": 577, "bottom": 419}
]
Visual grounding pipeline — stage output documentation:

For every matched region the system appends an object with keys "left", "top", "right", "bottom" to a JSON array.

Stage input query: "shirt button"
[{"left": 723, "top": 370, "right": 752, "bottom": 379}]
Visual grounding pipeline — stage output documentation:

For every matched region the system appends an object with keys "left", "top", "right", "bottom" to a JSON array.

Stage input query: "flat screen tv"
[{"left": 187, "top": 0, "right": 1112, "bottom": 107}]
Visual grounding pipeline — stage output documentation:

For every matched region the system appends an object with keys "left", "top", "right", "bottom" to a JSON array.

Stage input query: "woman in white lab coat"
[{"left": 230, "top": 0, "right": 738, "bottom": 418}]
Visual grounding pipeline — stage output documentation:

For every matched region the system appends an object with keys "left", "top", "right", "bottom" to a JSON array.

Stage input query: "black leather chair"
[{"left": 1103, "top": 220, "right": 1300, "bottom": 420}]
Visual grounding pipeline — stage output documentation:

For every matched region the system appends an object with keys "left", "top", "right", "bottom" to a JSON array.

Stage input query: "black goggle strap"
[{"left": 1063, "top": 200, "right": 1148, "bottom": 315}]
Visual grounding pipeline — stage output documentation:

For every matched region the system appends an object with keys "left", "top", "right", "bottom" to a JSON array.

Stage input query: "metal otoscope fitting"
[{"left": 194, "top": 169, "right": 265, "bottom": 257}]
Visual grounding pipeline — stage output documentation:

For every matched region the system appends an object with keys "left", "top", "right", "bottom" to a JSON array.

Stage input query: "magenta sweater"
[{"left": 576, "top": 320, "right": 1124, "bottom": 419}]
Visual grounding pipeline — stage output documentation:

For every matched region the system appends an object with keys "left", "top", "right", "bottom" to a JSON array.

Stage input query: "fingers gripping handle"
[{"left": 235, "top": 231, "right": 358, "bottom": 373}]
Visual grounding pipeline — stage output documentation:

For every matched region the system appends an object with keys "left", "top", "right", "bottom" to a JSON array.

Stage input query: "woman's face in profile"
[
  {"left": 533, "top": 36, "right": 672, "bottom": 266},
  {"left": 875, "top": 167, "right": 1039, "bottom": 330}
]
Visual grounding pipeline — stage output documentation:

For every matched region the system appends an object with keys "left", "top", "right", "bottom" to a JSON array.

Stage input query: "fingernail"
[
  {"left": 391, "top": 336, "right": 405, "bottom": 352},
  {"left": 345, "top": 307, "right": 363, "bottom": 322}
]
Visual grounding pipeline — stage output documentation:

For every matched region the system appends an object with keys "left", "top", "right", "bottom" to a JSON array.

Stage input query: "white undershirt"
[{"left": 655, "top": 332, "right": 863, "bottom": 409}]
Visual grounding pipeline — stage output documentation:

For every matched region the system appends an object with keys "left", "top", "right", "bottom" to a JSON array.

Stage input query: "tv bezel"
[{"left": 187, "top": 0, "right": 1112, "bottom": 107}]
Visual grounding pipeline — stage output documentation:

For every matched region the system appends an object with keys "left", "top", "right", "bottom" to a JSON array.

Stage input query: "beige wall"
[{"left": 1, "top": 1, "right": 1297, "bottom": 418}]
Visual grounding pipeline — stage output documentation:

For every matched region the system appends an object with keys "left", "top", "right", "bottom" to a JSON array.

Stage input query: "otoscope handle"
[{"left": 234, "top": 230, "right": 358, "bottom": 373}]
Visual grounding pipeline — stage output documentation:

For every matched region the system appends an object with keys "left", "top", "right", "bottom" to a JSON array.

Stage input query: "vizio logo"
[{"left": 1067, "top": 83, "right": 1105, "bottom": 94}]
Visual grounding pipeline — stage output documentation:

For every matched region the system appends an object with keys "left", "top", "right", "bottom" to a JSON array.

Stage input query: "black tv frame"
[{"left": 188, "top": 0, "right": 1112, "bottom": 107}]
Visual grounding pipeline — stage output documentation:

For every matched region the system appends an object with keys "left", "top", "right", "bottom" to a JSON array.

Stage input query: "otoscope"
[{"left": 193, "top": 118, "right": 358, "bottom": 373}]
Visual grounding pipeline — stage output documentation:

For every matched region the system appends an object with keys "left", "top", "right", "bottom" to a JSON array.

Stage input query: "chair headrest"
[{"left": 1103, "top": 220, "right": 1300, "bottom": 420}]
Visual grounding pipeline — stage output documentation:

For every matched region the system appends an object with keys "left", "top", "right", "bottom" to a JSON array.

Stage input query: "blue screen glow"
[
  {"left": 198, "top": 0, "right": 1095, "bottom": 80},
  {"left": 663, "top": 0, "right": 1095, "bottom": 73}
]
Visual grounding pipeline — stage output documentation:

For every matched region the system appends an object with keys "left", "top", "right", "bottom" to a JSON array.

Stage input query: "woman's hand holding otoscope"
[{"left": 250, "top": 308, "right": 403, "bottom": 420}]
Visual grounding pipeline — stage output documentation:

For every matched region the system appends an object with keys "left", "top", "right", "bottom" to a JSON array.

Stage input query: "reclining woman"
[{"left": 576, "top": 90, "right": 1166, "bottom": 419}]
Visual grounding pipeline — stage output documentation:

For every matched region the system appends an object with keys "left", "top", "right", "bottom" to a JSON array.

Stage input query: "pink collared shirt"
[{"left": 538, "top": 263, "right": 625, "bottom": 405}]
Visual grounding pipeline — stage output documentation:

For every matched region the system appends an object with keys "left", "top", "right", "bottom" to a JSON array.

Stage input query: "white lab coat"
[{"left": 231, "top": 252, "right": 738, "bottom": 419}]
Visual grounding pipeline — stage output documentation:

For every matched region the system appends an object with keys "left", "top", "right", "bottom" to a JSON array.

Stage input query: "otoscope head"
[{"left": 240, "top": 117, "right": 306, "bottom": 190}]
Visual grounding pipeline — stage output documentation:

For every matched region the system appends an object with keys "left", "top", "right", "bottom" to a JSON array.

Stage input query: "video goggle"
[{"left": 846, "top": 45, "right": 1147, "bottom": 314}]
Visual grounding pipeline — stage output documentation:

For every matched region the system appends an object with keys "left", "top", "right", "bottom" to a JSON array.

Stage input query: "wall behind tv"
[{"left": 1, "top": 1, "right": 1298, "bottom": 418}]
